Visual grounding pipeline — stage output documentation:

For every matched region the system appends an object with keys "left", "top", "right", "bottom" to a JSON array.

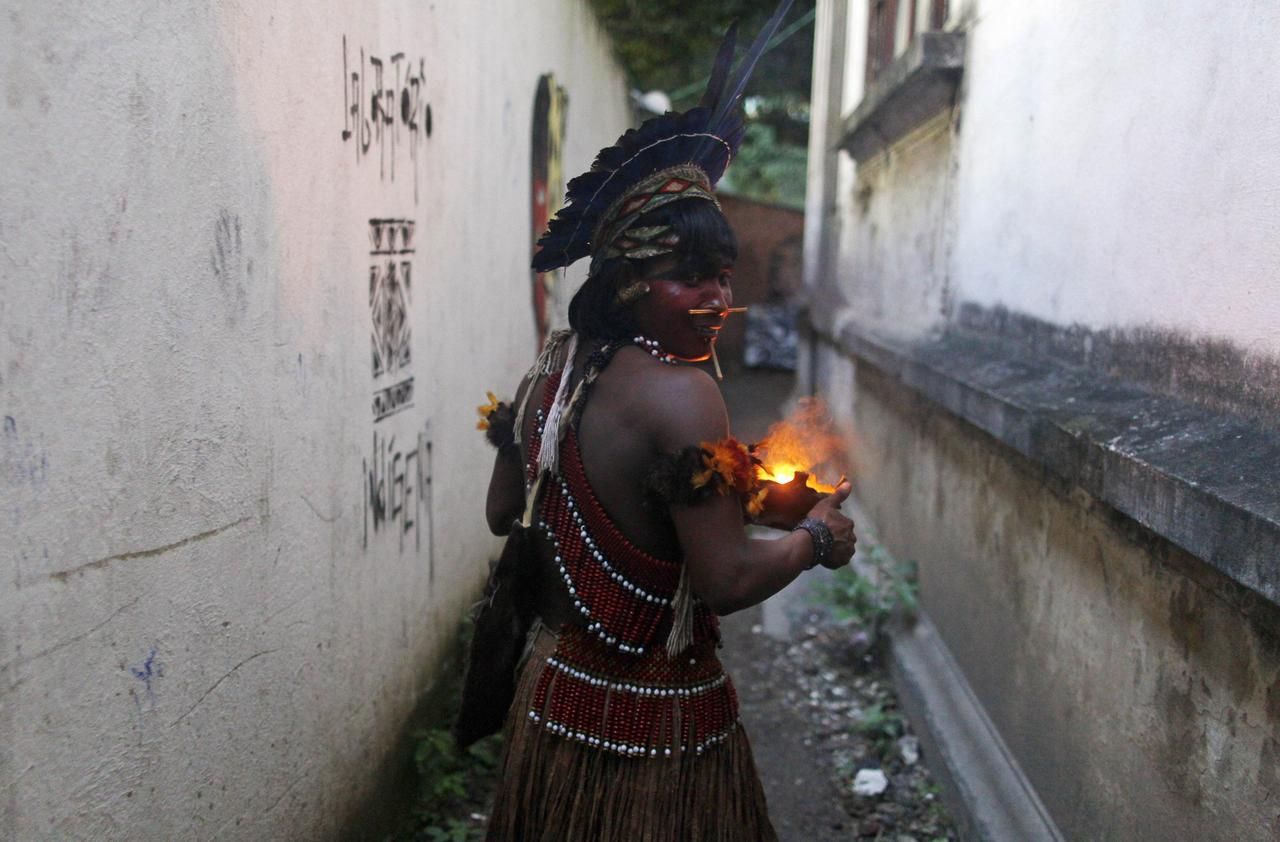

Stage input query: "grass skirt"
[{"left": 487, "top": 627, "right": 777, "bottom": 841}]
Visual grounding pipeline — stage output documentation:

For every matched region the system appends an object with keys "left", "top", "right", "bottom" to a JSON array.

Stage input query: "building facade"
[{"left": 804, "top": 1, "right": 1280, "bottom": 839}]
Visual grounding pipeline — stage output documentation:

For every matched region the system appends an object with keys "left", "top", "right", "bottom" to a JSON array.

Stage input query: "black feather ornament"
[{"left": 531, "top": 0, "right": 795, "bottom": 274}]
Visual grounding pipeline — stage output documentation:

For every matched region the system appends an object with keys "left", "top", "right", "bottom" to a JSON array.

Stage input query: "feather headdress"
[{"left": 532, "top": 0, "right": 795, "bottom": 274}]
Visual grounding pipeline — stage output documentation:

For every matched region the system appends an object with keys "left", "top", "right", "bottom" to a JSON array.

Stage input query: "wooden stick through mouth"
[
  {"left": 710, "top": 344, "right": 723, "bottom": 380},
  {"left": 687, "top": 306, "right": 749, "bottom": 315}
]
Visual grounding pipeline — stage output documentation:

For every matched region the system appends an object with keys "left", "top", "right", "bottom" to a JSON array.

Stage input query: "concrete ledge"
[
  {"left": 819, "top": 323, "right": 1280, "bottom": 607},
  {"left": 838, "top": 32, "right": 965, "bottom": 162},
  {"left": 890, "top": 613, "right": 1064, "bottom": 842}
]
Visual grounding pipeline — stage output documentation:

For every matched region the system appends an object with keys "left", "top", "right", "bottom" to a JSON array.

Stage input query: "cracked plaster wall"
[{"left": 0, "top": 2, "right": 628, "bottom": 839}]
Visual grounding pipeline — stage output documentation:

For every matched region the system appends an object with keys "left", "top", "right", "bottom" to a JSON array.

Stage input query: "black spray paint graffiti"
[
  {"left": 363, "top": 427, "right": 434, "bottom": 574},
  {"left": 369, "top": 217, "right": 414, "bottom": 383},
  {"left": 362, "top": 217, "right": 431, "bottom": 572},
  {"left": 341, "top": 36, "right": 435, "bottom": 202},
  {"left": 370, "top": 261, "right": 412, "bottom": 377},
  {"left": 369, "top": 218, "right": 414, "bottom": 379},
  {"left": 372, "top": 376, "right": 414, "bottom": 422}
]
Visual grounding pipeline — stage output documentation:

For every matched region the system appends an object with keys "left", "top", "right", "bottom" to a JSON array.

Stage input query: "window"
[{"left": 865, "top": 0, "right": 948, "bottom": 85}]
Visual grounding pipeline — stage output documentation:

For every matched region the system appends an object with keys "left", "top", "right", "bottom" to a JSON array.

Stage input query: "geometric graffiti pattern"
[
  {"left": 370, "top": 259, "right": 412, "bottom": 377},
  {"left": 369, "top": 218, "right": 415, "bottom": 378}
]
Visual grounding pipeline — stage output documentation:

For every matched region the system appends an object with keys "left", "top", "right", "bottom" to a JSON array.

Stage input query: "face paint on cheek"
[{"left": 636, "top": 280, "right": 722, "bottom": 361}]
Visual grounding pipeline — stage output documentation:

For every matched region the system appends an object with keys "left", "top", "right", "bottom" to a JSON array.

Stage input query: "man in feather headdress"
[{"left": 469, "top": 4, "right": 857, "bottom": 838}]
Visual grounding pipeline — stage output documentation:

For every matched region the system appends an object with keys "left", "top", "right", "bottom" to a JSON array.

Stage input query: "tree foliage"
[
  {"left": 585, "top": 1, "right": 817, "bottom": 207},
  {"left": 585, "top": 0, "right": 816, "bottom": 108}
]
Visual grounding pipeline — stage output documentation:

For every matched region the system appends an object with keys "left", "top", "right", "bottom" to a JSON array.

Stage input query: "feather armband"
[
  {"left": 476, "top": 391, "right": 517, "bottom": 450},
  {"left": 647, "top": 437, "right": 769, "bottom": 517}
]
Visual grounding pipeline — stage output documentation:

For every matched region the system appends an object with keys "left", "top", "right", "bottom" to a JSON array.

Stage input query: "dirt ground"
[{"left": 720, "top": 370, "right": 956, "bottom": 842}]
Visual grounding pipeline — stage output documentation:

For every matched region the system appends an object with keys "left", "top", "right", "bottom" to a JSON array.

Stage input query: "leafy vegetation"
[
  {"left": 856, "top": 701, "right": 907, "bottom": 761},
  {"left": 396, "top": 728, "right": 502, "bottom": 842},
  {"left": 386, "top": 619, "right": 504, "bottom": 842},
  {"left": 584, "top": 0, "right": 816, "bottom": 207},
  {"left": 584, "top": 0, "right": 815, "bottom": 106},
  {"left": 719, "top": 121, "right": 809, "bottom": 209},
  {"left": 811, "top": 544, "right": 919, "bottom": 647}
]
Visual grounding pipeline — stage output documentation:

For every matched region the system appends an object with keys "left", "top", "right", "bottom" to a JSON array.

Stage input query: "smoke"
[{"left": 754, "top": 396, "right": 854, "bottom": 492}]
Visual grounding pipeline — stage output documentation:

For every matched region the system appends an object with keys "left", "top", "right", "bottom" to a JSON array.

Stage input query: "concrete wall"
[
  {"left": 0, "top": 2, "right": 628, "bottom": 839},
  {"left": 838, "top": 112, "right": 954, "bottom": 341},
  {"left": 802, "top": 1, "right": 1280, "bottom": 837},
  {"left": 840, "top": 355, "right": 1280, "bottom": 841},
  {"left": 948, "top": 1, "right": 1280, "bottom": 353}
]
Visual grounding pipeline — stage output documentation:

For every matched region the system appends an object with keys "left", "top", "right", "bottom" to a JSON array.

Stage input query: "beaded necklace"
[{"left": 632, "top": 335, "right": 678, "bottom": 366}]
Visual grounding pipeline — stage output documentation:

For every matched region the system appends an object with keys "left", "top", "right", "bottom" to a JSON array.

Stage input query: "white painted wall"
[
  {"left": 839, "top": 113, "right": 955, "bottom": 339},
  {"left": 0, "top": 2, "right": 628, "bottom": 839},
  {"left": 820, "top": 0, "right": 1280, "bottom": 353},
  {"left": 950, "top": 0, "right": 1280, "bottom": 354}
]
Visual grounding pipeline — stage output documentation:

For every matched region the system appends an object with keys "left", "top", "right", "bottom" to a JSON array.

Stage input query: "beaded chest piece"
[{"left": 522, "top": 370, "right": 739, "bottom": 759}]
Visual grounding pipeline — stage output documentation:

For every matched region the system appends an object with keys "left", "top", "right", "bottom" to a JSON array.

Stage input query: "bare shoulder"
[{"left": 609, "top": 348, "right": 727, "bottom": 451}]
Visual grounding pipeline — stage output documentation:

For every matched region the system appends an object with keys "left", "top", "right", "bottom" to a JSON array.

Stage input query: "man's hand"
[
  {"left": 804, "top": 480, "right": 856, "bottom": 569},
  {"left": 751, "top": 474, "right": 824, "bottom": 531}
]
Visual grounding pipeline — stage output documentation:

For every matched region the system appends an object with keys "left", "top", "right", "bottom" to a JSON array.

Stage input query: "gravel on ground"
[{"left": 721, "top": 580, "right": 958, "bottom": 842}]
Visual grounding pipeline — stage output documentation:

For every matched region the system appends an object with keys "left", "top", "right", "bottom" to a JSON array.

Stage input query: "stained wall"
[
  {"left": 820, "top": 0, "right": 1280, "bottom": 361},
  {"left": 0, "top": 2, "right": 628, "bottom": 838},
  {"left": 801, "top": 0, "right": 1280, "bottom": 837},
  {"left": 843, "top": 356, "right": 1280, "bottom": 841}
]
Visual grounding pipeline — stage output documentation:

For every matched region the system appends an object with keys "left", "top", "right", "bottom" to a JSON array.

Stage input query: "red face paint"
[{"left": 633, "top": 262, "right": 735, "bottom": 362}]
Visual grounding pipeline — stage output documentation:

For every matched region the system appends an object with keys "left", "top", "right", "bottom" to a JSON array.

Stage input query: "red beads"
[
  {"left": 524, "top": 372, "right": 736, "bottom": 759},
  {"left": 533, "top": 627, "right": 739, "bottom": 759}
]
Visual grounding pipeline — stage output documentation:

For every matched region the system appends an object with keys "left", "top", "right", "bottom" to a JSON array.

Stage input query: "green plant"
[
  {"left": 812, "top": 544, "right": 918, "bottom": 629},
  {"left": 856, "top": 701, "right": 906, "bottom": 760},
  {"left": 718, "top": 122, "right": 809, "bottom": 209},
  {"left": 400, "top": 727, "right": 502, "bottom": 842},
  {"left": 424, "top": 820, "right": 478, "bottom": 842}
]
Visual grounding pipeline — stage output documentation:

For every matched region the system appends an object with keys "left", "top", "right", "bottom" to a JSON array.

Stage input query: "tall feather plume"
[
  {"left": 531, "top": 0, "right": 794, "bottom": 274},
  {"left": 707, "top": 0, "right": 794, "bottom": 135},
  {"left": 699, "top": 21, "right": 739, "bottom": 111}
]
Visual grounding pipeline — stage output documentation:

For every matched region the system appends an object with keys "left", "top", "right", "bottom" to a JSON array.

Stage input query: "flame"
[
  {"left": 755, "top": 462, "right": 836, "bottom": 493},
  {"left": 753, "top": 397, "right": 849, "bottom": 494},
  {"left": 759, "top": 462, "right": 801, "bottom": 485}
]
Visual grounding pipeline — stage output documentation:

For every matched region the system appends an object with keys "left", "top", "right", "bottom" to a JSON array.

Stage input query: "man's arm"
[
  {"left": 485, "top": 374, "right": 533, "bottom": 535},
  {"left": 650, "top": 368, "right": 855, "bottom": 615}
]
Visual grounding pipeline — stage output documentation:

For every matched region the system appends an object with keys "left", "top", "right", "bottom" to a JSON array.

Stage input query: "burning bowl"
[{"left": 752, "top": 471, "right": 828, "bottom": 531}]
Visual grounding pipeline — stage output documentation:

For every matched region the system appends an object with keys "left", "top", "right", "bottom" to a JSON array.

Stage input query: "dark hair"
[{"left": 567, "top": 199, "right": 738, "bottom": 340}]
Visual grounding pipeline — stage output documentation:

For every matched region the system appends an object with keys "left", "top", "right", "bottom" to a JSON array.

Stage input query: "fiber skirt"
[{"left": 487, "top": 626, "right": 776, "bottom": 841}]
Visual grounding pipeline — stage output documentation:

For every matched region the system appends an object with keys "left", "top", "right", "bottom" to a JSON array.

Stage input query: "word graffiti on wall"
[
  {"left": 341, "top": 36, "right": 435, "bottom": 202},
  {"left": 362, "top": 428, "right": 430, "bottom": 555}
]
